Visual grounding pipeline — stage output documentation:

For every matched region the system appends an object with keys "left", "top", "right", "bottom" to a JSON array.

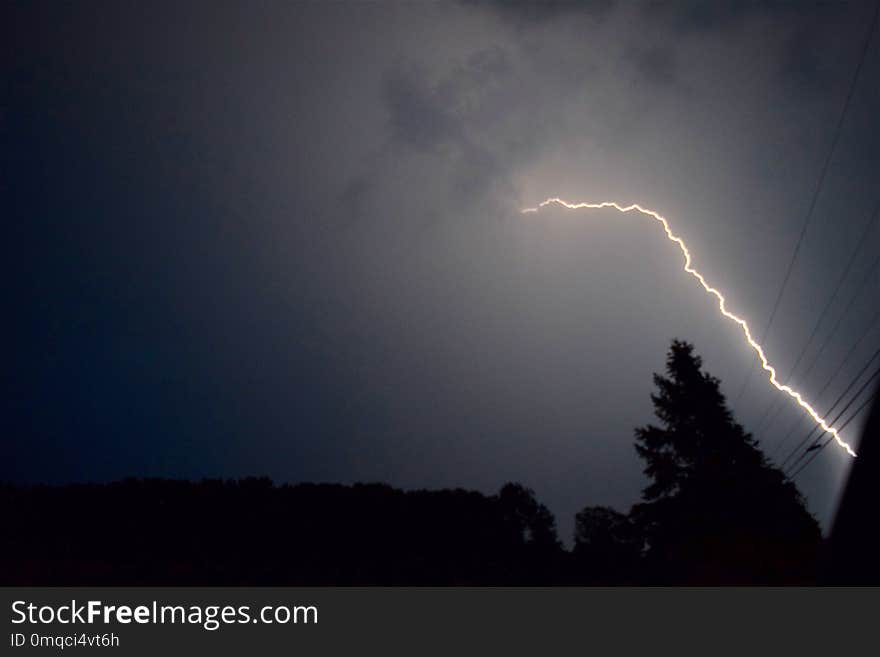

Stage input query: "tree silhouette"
[
  {"left": 0, "top": 341, "right": 829, "bottom": 585},
  {"left": 632, "top": 340, "right": 821, "bottom": 584},
  {"left": 572, "top": 506, "right": 641, "bottom": 584},
  {"left": 496, "top": 483, "right": 564, "bottom": 582},
  {"left": 0, "top": 479, "right": 566, "bottom": 585},
  {"left": 497, "top": 483, "right": 560, "bottom": 551}
]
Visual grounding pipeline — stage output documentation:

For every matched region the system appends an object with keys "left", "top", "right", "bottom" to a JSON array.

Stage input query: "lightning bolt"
[{"left": 521, "top": 197, "right": 857, "bottom": 459}]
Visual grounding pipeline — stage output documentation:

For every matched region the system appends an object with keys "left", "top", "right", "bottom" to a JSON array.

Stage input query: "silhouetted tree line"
[
  {"left": 1, "top": 341, "right": 822, "bottom": 585},
  {"left": 0, "top": 479, "right": 565, "bottom": 585}
]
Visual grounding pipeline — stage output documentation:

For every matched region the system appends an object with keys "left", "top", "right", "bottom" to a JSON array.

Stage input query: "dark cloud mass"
[{"left": 3, "top": 1, "right": 879, "bottom": 540}]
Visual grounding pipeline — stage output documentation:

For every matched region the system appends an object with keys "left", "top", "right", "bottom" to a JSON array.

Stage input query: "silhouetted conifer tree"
[{"left": 632, "top": 340, "right": 821, "bottom": 584}]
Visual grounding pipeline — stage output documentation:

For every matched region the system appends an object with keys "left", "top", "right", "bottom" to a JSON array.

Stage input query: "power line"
[
  {"left": 735, "top": 2, "right": 880, "bottom": 407},
  {"left": 795, "top": 248, "right": 880, "bottom": 385},
  {"left": 780, "top": 355, "right": 880, "bottom": 471},
  {"left": 768, "top": 248, "right": 880, "bottom": 455},
  {"left": 788, "top": 390, "right": 878, "bottom": 480},
  {"left": 812, "top": 306, "right": 880, "bottom": 404},
  {"left": 784, "top": 371, "right": 879, "bottom": 476},
  {"left": 779, "top": 352, "right": 880, "bottom": 469},
  {"left": 777, "top": 345, "right": 880, "bottom": 467},
  {"left": 763, "top": 214, "right": 880, "bottom": 451},
  {"left": 769, "top": 305, "right": 880, "bottom": 459},
  {"left": 754, "top": 201, "right": 880, "bottom": 435}
]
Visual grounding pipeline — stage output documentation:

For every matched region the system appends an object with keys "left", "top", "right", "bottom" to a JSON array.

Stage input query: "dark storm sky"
[{"left": 4, "top": 1, "right": 879, "bottom": 537}]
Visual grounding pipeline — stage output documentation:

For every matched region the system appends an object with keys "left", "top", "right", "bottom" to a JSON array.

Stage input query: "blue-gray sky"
[{"left": 4, "top": 0, "right": 879, "bottom": 539}]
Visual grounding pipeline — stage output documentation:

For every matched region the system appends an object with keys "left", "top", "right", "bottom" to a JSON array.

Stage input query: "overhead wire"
[
  {"left": 788, "top": 390, "right": 878, "bottom": 480},
  {"left": 780, "top": 353, "right": 880, "bottom": 471},
  {"left": 770, "top": 305, "right": 880, "bottom": 460},
  {"left": 753, "top": 201, "right": 880, "bottom": 436},
  {"left": 785, "top": 370, "right": 878, "bottom": 473},
  {"left": 734, "top": 2, "right": 880, "bottom": 407}
]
